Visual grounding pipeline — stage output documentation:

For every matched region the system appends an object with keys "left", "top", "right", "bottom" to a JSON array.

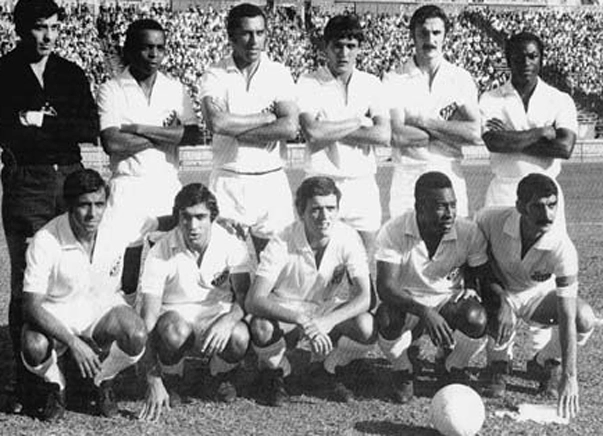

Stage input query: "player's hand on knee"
[
  {"left": 139, "top": 376, "right": 171, "bottom": 422},
  {"left": 201, "top": 320, "right": 233, "bottom": 356},
  {"left": 310, "top": 332, "right": 333, "bottom": 356},
  {"left": 423, "top": 308, "right": 454, "bottom": 348},
  {"left": 69, "top": 337, "right": 102, "bottom": 379},
  {"left": 558, "top": 375, "right": 579, "bottom": 419}
]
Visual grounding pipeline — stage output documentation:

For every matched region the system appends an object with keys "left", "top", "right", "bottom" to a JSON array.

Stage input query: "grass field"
[{"left": 0, "top": 162, "right": 602, "bottom": 435}]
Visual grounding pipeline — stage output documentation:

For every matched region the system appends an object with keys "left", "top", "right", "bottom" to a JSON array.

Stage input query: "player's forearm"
[
  {"left": 301, "top": 116, "right": 362, "bottom": 152},
  {"left": 207, "top": 111, "right": 276, "bottom": 137},
  {"left": 524, "top": 130, "right": 576, "bottom": 159},
  {"left": 100, "top": 128, "right": 155, "bottom": 156},
  {"left": 236, "top": 115, "right": 299, "bottom": 144},
  {"left": 321, "top": 278, "right": 371, "bottom": 328},
  {"left": 25, "top": 301, "right": 79, "bottom": 349},
  {"left": 558, "top": 296, "right": 578, "bottom": 378},
  {"left": 391, "top": 122, "right": 430, "bottom": 149},
  {"left": 343, "top": 119, "right": 391, "bottom": 148},
  {"left": 247, "top": 296, "right": 305, "bottom": 326},
  {"left": 482, "top": 127, "right": 547, "bottom": 153},
  {"left": 129, "top": 124, "right": 185, "bottom": 147},
  {"left": 421, "top": 118, "right": 481, "bottom": 147}
]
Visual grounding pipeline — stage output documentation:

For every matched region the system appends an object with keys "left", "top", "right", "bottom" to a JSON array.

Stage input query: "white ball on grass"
[{"left": 430, "top": 384, "right": 485, "bottom": 436}]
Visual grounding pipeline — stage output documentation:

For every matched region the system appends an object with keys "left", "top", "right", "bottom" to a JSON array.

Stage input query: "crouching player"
[
  {"left": 477, "top": 173, "right": 596, "bottom": 419},
  {"left": 246, "top": 177, "right": 376, "bottom": 406},
  {"left": 376, "top": 171, "right": 489, "bottom": 403},
  {"left": 138, "top": 183, "right": 251, "bottom": 421},
  {"left": 21, "top": 169, "right": 147, "bottom": 421}
]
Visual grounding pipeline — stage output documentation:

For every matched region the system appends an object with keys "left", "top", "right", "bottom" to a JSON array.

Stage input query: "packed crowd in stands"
[{"left": 0, "top": 4, "right": 601, "bottom": 136}]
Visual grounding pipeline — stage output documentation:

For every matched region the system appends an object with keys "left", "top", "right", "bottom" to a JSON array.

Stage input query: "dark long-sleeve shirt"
[{"left": 0, "top": 47, "right": 99, "bottom": 165}]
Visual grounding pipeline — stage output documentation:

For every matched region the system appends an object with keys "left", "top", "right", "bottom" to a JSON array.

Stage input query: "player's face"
[
  {"left": 301, "top": 194, "right": 339, "bottom": 243},
  {"left": 509, "top": 40, "right": 542, "bottom": 88},
  {"left": 519, "top": 194, "right": 557, "bottom": 236},
  {"left": 324, "top": 37, "right": 360, "bottom": 78},
  {"left": 22, "top": 14, "right": 59, "bottom": 60},
  {"left": 417, "top": 187, "right": 457, "bottom": 235},
  {"left": 128, "top": 29, "right": 166, "bottom": 78},
  {"left": 229, "top": 16, "right": 266, "bottom": 68},
  {"left": 413, "top": 17, "right": 446, "bottom": 62},
  {"left": 69, "top": 188, "right": 107, "bottom": 240},
  {"left": 178, "top": 203, "right": 212, "bottom": 251}
]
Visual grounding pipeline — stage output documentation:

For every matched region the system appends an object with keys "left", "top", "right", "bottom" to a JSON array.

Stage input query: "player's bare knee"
[
  {"left": 228, "top": 321, "right": 250, "bottom": 356},
  {"left": 458, "top": 300, "right": 488, "bottom": 339},
  {"left": 576, "top": 299, "right": 596, "bottom": 333},
  {"left": 21, "top": 328, "right": 52, "bottom": 366},
  {"left": 249, "top": 317, "right": 279, "bottom": 346},
  {"left": 352, "top": 312, "right": 377, "bottom": 344},
  {"left": 376, "top": 303, "right": 404, "bottom": 339},
  {"left": 156, "top": 313, "right": 192, "bottom": 351}
]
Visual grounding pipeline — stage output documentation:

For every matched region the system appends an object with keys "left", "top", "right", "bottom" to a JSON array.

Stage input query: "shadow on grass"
[{"left": 355, "top": 420, "right": 439, "bottom": 435}]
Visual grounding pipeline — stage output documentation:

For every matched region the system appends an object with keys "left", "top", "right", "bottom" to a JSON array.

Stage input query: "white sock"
[
  {"left": 445, "top": 331, "right": 487, "bottom": 371},
  {"left": 486, "top": 331, "right": 516, "bottom": 364},
  {"left": 22, "top": 350, "right": 65, "bottom": 391},
  {"left": 160, "top": 358, "right": 185, "bottom": 377},
  {"left": 323, "top": 337, "right": 371, "bottom": 374},
  {"left": 253, "top": 338, "right": 291, "bottom": 377},
  {"left": 94, "top": 342, "right": 144, "bottom": 386},
  {"left": 378, "top": 332, "right": 413, "bottom": 372},
  {"left": 528, "top": 325, "right": 553, "bottom": 357},
  {"left": 209, "top": 355, "right": 239, "bottom": 377},
  {"left": 577, "top": 327, "right": 594, "bottom": 346}
]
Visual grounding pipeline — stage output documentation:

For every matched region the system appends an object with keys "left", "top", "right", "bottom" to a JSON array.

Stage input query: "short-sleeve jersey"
[
  {"left": 382, "top": 58, "right": 478, "bottom": 164},
  {"left": 476, "top": 207, "right": 578, "bottom": 295},
  {"left": 140, "top": 223, "right": 252, "bottom": 305},
  {"left": 375, "top": 210, "right": 488, "bottom": 305},
  {"left": 255, "top": 221, "right": 369, "bottom": 304},
  {"left": 297, "top": 66, "right": 388, "bottom": 178},
  {"left": 479, "top": 78, "right": 578, "bottom": 179},
  {"left": 97, "top": 67, "right": 197, "bottom": 177},
  {"left": 199, "top": 53, "right": 296, "bottom": 173},
  {"left": 23, "top": 214, "right": 127, "bottom": 304}
]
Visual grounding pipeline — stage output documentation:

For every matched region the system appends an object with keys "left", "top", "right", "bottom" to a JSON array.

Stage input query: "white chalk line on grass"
[{"left": 569, "top": 222, "right": 603, "bottom": 226}]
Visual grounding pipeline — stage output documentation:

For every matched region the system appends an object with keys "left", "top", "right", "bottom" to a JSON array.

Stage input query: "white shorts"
[
  {"left": 329, "top": 175, "right": 381, "bottom": 232},
  {"left": 389, "top": 160, "right": 468, "bottom": 219},
  {"left": 41, "top": 292, "right": 128, "bottom": 340},
  {"left": 504, "top": 285, "right": 554, "bottom": 323},
  {"left": 160, "top": 301, "right": 232, "bottom": 348},
  {"left": 104, "top": 173, "right": 181, "bottom": 246},
  {"left": 210, "top": 168, "right": 294, "bottom": 239},
  {"left": 485, "top": 175, "right": 566, "bottom": 229}
]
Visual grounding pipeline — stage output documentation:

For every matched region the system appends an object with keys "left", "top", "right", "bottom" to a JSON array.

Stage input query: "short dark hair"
[
  {"left": 409, "top": 5, "right": 450, "bottom": 36},
  {"left": 123, "top": 19, "right": 165, "bottom": 58},
  {"left": 414, "top": 171, "right": 453, "bottom": 202},
  {"left": 226, "top": 3, "right": 266, "bottom": 38},
  {"left": 295, "top": 177, "right": 341, "bottom": 217},
  {"left": 517, "top": 173, "right": 558, "bottom": 204},
  {"left": 505, "top": 31, "right": 545, "bottom": 66},
  {"left": 323, "top": 14, "right": 364, "bottom": 44},
  {"left": 63, "top": 169, "right": 108, "bottom": 207},
  {"left": 13, "top": 0, "right": 60, "bottom": 37},
  {"left": 173, "top": 183, "right": 219, "bottom": 222}
]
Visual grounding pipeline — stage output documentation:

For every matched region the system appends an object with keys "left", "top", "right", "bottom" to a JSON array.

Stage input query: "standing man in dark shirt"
[{"left": 0, "top": 0, "right": 98, "bottom": 408}]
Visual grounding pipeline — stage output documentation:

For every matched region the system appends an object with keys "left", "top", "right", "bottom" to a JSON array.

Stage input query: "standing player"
[
  {"left": 199, "top": 3, "right": 299, "bottom": 257},
  {"left": 477, "top": 173, "right": 595, "bottom": 420},
  {"left": 20, "top": 169, "right": 147, "bottom": 421},
  {"left": 479, "top": 32, "right": 577, "bottom": 228},
  {"left": 376, "top": 172, "right": 489, "bottom": 403},
  {"left": 246, "top": 177, "right": 376, "bottom": 406},
  {"left": 138, "top": 184, "right": 251, "bottom": 421},
  {"left": 0, "top": 0, "right": 98, "bottom": 408},
  {"left": 97, "top": 19, "right": 200, "bottom": 299},
  {"left": 382, "top": 5, "right": 480, "bottom": 218},
  {"left": 297, "top": 14, "right": 390, "bottom": 253}
]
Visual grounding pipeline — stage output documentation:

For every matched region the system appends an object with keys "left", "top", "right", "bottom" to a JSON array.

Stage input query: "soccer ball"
[{"left": 430, "top": 384, "right": 485, "bottom": 436}]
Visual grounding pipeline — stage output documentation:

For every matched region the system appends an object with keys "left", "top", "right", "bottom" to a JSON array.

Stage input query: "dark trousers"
[{"left": 2, "top": 162, "right": 83, "bottom": 360}]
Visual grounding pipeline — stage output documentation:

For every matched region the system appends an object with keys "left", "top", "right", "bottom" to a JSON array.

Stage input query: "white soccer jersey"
[
  {"left": 97, "top": 67, "right": 198, "bottom": 178},
  {"left": 297, "top": 66, "right": 388, "bottom": 179},
  {"left": 476, "top": 207, "right": 578, "bottom": 297},
  {"left": 479, "top": 78, "right": 578, "bottom": 179},
  {"left": 375, "top": 210, "right": 488, "bottom": 306},
  {"left": 24, "top": 214, "right": 127, "bottom": 302},
  {"left": 255, "top": 221, "right": 369, "bottom": 304},
  {"left": 140, "top": 223, "right": 252, "bottom": 305},
  {"left": 199, "top": 53, "right": 296, "bottom": 173},
  {"left": 383, "top": 58, "right": 478, "bottom": 164}
]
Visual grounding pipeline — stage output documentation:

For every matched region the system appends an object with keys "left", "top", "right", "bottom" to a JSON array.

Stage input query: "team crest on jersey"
[
  {"left": 109, "top": 255, "right": 123, "bottom": 277},
  {"left": 531, "top": 270, "right": 552, "bottom": 282},
  {"left": 211, "top": 268, "right": 230, "bottom": 288},
  {"left": 330, "top": 265, "right": 347, "bottom": 286},
  {"left": 446, "top": 267, "right": 461, "bottom": 282}
]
